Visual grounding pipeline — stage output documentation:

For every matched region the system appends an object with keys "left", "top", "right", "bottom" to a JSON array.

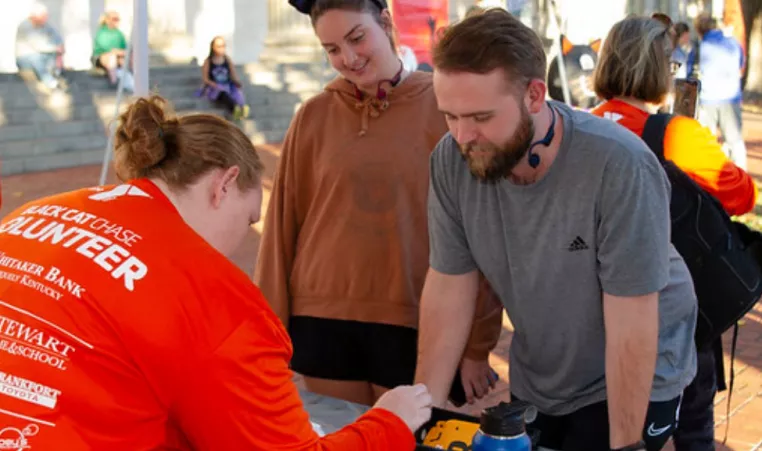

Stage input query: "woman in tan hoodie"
[{"left": 256, "top": 0, "right": 503, "bottom": 406}]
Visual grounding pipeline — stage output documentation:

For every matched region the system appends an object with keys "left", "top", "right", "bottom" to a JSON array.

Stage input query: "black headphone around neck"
[
  {"left": 527, "top": 104, "right": 557, "bottom": 169},
  {"left": 353, "top": 61, "right": 404, "bottom": 101}
]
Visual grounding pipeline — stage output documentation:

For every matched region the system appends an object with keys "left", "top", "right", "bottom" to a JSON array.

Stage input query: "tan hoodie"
[{"left": 255, "top": 71, "right": 502, "bottom": 359}]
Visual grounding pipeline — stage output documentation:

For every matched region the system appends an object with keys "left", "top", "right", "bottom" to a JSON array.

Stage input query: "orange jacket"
[
  {"left": 591, "top": 100, "right": 757, "bottom": 216},
  {"left": 0, "top": 179, "right": 413, "bottom": 450}
]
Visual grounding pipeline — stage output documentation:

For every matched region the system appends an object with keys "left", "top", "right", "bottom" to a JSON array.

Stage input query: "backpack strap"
[
  {"left": 642, "top": 113, "right": 674, "bottom": 162},
  {"left": 691, "top": 38, "right": 702, "bottom": 79},
  {"left": 723, "top": 324, "right": 739, "bottom": 445}
]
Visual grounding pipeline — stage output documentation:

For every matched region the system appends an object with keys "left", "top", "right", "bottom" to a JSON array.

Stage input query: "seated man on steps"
[{"left": 15, "top": 2, "right": 65, "bottom": 91}]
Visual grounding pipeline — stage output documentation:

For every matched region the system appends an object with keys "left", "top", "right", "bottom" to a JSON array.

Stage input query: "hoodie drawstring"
[
  {"left": 351, "top": 62, "right": 404, "bottom": 136},
  {"left": 354, "top": 97, "right": 390, "bottom": 136}
]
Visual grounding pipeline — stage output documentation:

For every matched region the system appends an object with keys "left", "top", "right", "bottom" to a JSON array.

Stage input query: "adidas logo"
[{"left": 568, "top": 236, "right": 589, "bottom": 252}]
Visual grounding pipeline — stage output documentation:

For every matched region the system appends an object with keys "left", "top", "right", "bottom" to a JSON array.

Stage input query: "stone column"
[{"left": 265, "top": 0, "right": 320, "bottom": 52}]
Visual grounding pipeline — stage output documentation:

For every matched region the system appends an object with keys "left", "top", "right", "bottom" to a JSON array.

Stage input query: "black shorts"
[
  {"left": 513, "top": 393, "right": 682, "bottom": 451},
  {"left": 289, "top": 316, "right": 417, "bottom": 389},
  {"left": 91, "top": 55, "right": 105, "bottom": 70}
]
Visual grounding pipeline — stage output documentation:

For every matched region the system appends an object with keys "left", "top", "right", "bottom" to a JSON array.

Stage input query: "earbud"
[{"left": 528, "top": 152, "right": 541, "bottom": 168}]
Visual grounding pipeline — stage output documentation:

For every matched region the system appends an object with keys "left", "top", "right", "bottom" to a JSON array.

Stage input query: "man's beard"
[{"left": 459, "top": 105, "right": 535, "bottom": 183}]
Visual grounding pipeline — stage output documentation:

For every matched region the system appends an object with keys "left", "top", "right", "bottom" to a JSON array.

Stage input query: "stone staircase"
[{"left": 0, "top": 61, "right": 331, "bottom": 176}]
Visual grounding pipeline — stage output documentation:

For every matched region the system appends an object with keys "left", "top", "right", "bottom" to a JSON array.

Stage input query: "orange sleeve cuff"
[{"left": 358, "top": 408, "right": 416, "bottom": 451}]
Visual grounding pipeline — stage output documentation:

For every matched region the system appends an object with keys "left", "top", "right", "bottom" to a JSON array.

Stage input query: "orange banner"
[{"left": 392, "top": 0, "right": 449, "bottom": 71}]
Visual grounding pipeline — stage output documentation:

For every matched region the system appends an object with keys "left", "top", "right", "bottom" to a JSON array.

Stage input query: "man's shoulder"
[
  {"left": 562, "top": 103, "right": 651, "bottom": 160},
  {"left": 15, "top": 19, "right": 34, "bottom": 35},
  {"left": 431, "top": 132, "right": 465, "bottom": 168}
]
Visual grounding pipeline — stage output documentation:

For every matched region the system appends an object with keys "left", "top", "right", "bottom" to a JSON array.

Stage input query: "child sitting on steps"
[{"left": 196, "top": 36, "right": 250, "bottom": 120}]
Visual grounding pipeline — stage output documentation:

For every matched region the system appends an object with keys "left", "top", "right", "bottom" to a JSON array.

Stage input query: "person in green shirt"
[{"left": 91, "top": 11, "right": 127, "bottom": 86}]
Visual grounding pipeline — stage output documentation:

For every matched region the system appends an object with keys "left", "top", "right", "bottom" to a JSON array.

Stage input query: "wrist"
[{"left": 611, "top": 440, "right": 646, "bottom": 451}]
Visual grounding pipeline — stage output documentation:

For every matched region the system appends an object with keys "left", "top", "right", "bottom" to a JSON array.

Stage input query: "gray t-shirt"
[
  {"left": 15, "top": 19, "right": 62, "bottom": 58},
  {"left": 428, "top": 101, "right": 697, "bottom": 415}
]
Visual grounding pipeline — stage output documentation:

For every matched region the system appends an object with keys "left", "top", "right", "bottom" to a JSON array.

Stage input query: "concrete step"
[
  {"left": 1, "top": 148, "right": 107, "bottom": 177},
  {"left": 0, "top": 108, "right": 294, "bottom": 147},
  {"left": 0, "top": 105, "right": 293, "bottom": 176},
  {"left": 0, "top": 63, "right": 329, "bottom": 92},
  {"left": 0, "top": 62, "right": 326, "bottom": 175},
  {"left": 0, "top": 94, "right": 310, "bottom": 128},
  {"left": 0, "top": 88, "right": 311, "bottom": 118},
  {"left": 0, "top": 125, "right": 287, "bottom": 177},
  {"left": 0, "top": 97, "right": 191, "bottom": 126},
  {"left": 0, "top": 119, "right": 105, "bottom": 143},
  {"left": 1, "top": 133, "right": 109, "bottom": 160}
]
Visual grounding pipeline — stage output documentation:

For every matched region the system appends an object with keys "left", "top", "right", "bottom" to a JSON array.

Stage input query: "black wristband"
[{"left": 612, "top": 441, "right": 646, "bottom": 451}]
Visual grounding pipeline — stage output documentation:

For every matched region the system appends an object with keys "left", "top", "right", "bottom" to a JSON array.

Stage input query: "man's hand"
[{"left": 459, "top": 357, "right": 497, "bottom": 404}]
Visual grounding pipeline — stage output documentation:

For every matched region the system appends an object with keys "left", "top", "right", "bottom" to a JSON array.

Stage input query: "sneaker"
[
  {"left": 241, "top": 104, "right": 250, "bottom": 119},
  {"left": 39, "top": 79, "right": 59, "bottom": 94},
  {"left": 233, "top": 105, "right": 242, "bottom": 121}
]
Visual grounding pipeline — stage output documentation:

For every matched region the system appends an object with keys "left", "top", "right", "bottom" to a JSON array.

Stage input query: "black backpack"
[{"left": 642, "top": 114, "right": 762, "bottom": 349}]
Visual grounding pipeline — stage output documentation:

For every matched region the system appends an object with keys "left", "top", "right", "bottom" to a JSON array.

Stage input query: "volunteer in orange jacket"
[
  {"left": 590, "top": 22, "right": 756, "bottom": 216},
  {"left": 0, "top": 95, "right": 432, "bottom": 450},
  {"left": 256, "top": 0, "right": 503, "bottom": 407},
  {"left": 590, "top": 16, "right": 757, "bottom": 451}
]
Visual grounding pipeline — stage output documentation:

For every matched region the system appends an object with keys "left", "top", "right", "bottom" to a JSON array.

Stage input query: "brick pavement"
[{"left": 1, "top": 116, "right": 761, "bottom": 449}]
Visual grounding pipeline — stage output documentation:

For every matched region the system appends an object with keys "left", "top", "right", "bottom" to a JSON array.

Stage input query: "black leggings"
[
  {"left": 216, "top": 91, "right": 237, "bottom": 113},
  {"left": 672, "top": 342, "right": 721, "bottom": 451}
]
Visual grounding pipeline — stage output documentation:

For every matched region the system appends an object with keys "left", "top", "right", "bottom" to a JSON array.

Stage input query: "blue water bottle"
[{"left": 471, "top": 401, "right": 533, "bottom": 451}]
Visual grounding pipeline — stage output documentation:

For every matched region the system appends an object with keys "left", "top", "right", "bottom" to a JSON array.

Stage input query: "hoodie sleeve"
[
  {"left": 254, "top": 108, "right": 305, "bottom": 327},
  {"left": 463, "top": 274, "right": 504, "bottom": 360}
]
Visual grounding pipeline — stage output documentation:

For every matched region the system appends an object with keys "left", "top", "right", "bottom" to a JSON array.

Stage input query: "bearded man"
[{"left": 414, "top": 9, "right": 698, "bottom": 451}]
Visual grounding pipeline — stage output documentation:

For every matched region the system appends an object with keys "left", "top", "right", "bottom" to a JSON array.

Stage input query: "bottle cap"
[{"left": 479, "top": 401, "right": 535, "bottom": 437}]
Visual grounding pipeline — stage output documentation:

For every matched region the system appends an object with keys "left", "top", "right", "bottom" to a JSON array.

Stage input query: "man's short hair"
[
  {"left": 593, "top": 16, "right": 673, "bottom": 105},
  {"left": 433, "top": 8, "right": 547, "bottom": 92},
  {"left": 694, "top": 12, "right": 717, "bottom": 37},
  {"left": 674, "top": 22, "right": 690, "bottom": 38}
]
